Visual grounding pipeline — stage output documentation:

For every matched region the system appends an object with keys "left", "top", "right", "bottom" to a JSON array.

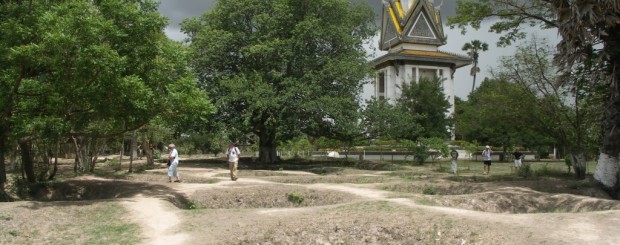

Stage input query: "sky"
[{"left": 157, "top": 0, "right": 560, "bottom": 100}]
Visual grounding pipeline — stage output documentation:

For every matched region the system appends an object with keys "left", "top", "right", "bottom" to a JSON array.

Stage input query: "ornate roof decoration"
[
  {"left": 373, "top": 49, "right": 472, "bottom": 69},
  {"left": 379, "top": 0, "right": 447, "bottom": 50}
]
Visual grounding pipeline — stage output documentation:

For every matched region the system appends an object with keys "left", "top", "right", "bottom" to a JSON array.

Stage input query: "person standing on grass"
[
  {"left": 226, "top": 143, "right": 241, "bottom": 181},
  {"left": 512, "top": 149, "right": 523, "bottom": 173},
  {"left": 450, "top": 148, "right": 459, "bottom": 174},
  {"left": 168, "top": 144, "right": 181, "bottom": 183},
  {"left": 482, "top": 145, "right": 492, "bottom": 175}
]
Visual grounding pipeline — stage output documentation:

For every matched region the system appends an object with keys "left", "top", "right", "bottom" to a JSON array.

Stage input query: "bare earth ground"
[{"left": 3, "top": 156, "right": 620, "bottom": 245}]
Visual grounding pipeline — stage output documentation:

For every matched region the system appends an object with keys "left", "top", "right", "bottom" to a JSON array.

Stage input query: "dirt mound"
[
  {"left": 190, "top": 185, "right": 358, "bottom": 209},
  {"left": 208, "top": 201, "right": 512, "bottom": 245},
  {"left": 420, "top": 188, "right": 620, "bottom": 213},
  {"left": 382, "top": 180, "right": 620, "bottom": 213}
]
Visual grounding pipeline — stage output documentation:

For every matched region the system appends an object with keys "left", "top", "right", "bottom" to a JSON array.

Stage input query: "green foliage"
[
  {"left": 413, "top": 144, "right": 429, "bottom": 165},
  {"left": 279, "top": 136, "right": 314, "bottom": 158},
  {"left": 0, "top": 0, "right": 213, "bottom": 180},
  {"left": 517, "top": 163, "right": 532, "bottom": 178},
  {"left": 422, "top": 186, "right": 436, "bottom": 195},
  {"left": 182, "top": 0, "right": 377, "bottom": 162},
  {"left": 448, "top": 0, "right": 552, "bottom": 47},
  {"left": 186, "top": 200, "right": 198, "bottom": 210},
  {"left": 457, "top": 78, "right": 553, "bottom": 149},
  {"left": 419, "top": 137, "right": 449, "bottom": 161},
  {"left": 286, "top": 192, "right": 305, "bottom": 205},
  {"left": 153, "top": 150, "right": 162, "bottom": 159},
  {"left": 397, "top": 77, "right": 452, "bottom": 139}
]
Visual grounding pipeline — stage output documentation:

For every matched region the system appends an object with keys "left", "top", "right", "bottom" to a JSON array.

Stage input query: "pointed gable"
[
  {"left": 378, "top": 0, "right": 446, "bottom": 50},
  {"left": 400, "top": 0, "right": 446, "bottom": 46},
  {"left": 380, "top": 7, "right": 401, "bottom": 50},
  {"left": 408, "top": 12, "right": 436, "bottom": 39}
]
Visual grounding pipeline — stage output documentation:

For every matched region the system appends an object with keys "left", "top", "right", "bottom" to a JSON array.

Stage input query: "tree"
[
  {"left": 0, "top": 0, "right": 213, "bottom": 184},
  {"left": 458, "top": 78, "right": 552, "bottom": 158},
  {"left": 494, "top": 37, "right": 603, "bottom": 178},
  {"left": 397, "top": 77, "right": 453, "bottom": 140},
  {"left": 182, "top": 0, "right": 376, "bottom": 163},
  {"left": 462, "top": 40, "right": 489, "bottom": 92},
  {"left": 361, "top": 98, "right": 422, "bottom": 141},
  {"left": 448, "top": 0, "right": 620, "bottom": 195}
]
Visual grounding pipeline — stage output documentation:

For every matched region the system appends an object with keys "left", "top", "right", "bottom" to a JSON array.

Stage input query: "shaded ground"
[{"left": 3, "top": 157, "right": 620, "bottom": 244}]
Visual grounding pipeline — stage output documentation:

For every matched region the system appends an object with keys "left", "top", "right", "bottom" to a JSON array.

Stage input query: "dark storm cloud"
[{"left": 158, "top": 0, "right": 458, "bottom": 32}]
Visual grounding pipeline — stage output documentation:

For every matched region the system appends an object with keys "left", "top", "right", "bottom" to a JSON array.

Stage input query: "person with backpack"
[{"left": 226, "top": 143, "right": 241, "bottom": 181}]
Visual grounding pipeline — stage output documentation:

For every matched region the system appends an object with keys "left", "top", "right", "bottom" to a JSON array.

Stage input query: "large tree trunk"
[
  {"left": 0, "top": 131, "right": 6, "bottom": 188},
  {"left": 594, "top": 29, "right": 620, "bottom": 196},
  {"left": 72, "top": 136, "right": 103, "bottom": 173},
  {"left": 257, "top": 128, "right": 278, "bottom": 164},
  {"left": 594, "top": 65, "right": 620, "bottom": 193},
  {"left": 130, "top": 129, "right": 138, "bottom": 160},
  {"left": 18, "top": 139, "right": 36, "bottom": 183},
  {"left": 567, "top": 152, "right": 587, "bottom": 180},
  {"left": 145, "top": 142, "right": 154, "bottom": 166}
]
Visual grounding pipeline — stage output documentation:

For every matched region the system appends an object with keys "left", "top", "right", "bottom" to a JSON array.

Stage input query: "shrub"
[
  {"left": 422, "top": 186, "right": 436, "bottom": 195},
  {"left": 153, "top": 150, "right": 162, "bottom": 159},
  {"left": 518, "top": 163, "right": 532, "bottom": 178},
  {"left": 286, "top": 192, "right": 305, "bottom": 205}
]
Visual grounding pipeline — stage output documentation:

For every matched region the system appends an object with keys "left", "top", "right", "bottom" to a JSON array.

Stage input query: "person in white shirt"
[
  {"left": 168, "top": 144, "right": 181, "bottom": 183},
  {"left": 482, "top": 145, "right": 493, "bottom": 175},
  {"left": 226, "top": 143, "right": 241, "bottom": 181}
]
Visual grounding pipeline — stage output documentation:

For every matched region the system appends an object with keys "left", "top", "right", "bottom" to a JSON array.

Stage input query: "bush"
[
  {"left": 413, "top": 145, "right": 429, "bottom": 165},
  {"left": 422, "top": 186, "right": 436, "bottom": 195},
  {"left": 153, "top": 150, "right": 162, "bottom": 159},
  {"left": 286, "top": 192, "right": 305, "bottom": 205},
  {"left": 518, "top": 163, "right": 532, "bottom": 178}
]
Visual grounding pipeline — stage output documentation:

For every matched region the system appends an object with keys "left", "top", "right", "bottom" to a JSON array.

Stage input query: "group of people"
[
  {"left": 450, "top": 145, "right": 524, "bottom": 175},
  {"left": 166, "top": 142, "right": 526, "bottom": 181},
  {"left": 165, "top": 142, "right": 242, "bottom": 183}
]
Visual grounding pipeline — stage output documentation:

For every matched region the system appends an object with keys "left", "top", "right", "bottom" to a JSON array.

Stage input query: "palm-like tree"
[{"left": 462, "top": 40, "right": 489, "bottom": 93}]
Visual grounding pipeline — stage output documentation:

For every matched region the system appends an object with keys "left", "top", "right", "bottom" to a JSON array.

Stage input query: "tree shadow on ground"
[{"left": 15, "top": 179, "right": 193, "bottom": 210}]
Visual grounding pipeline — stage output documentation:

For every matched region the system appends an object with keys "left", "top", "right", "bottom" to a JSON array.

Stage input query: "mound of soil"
[
  {"left": 420, "top": 189, "right": 620, "bottom": 213},
  {"left": 199, "top": 201, "right": 514, "bottom": 245},
  {"left": 382, "top": 179, "right": 620, "bottom": 213},
  {"left": 190, "top": 185, "right": 358, "bottom": 209}
]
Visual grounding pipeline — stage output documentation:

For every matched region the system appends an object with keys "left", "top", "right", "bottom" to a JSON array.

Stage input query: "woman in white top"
[{"left": 168, "top": 144, "right": 181, "bottom": 182}]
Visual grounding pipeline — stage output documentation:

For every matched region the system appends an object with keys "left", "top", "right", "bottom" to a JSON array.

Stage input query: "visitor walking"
[
  {"left": 482, "top": 145, "right": 492, "bottom": 175},
  {"left": 168, "top": 144, "right": 181, "bottom": 183},
  {"left": 226, "top": 143, "right": 241, "bottom": 181},
  {"left": 450, "top": 148, "right": 459, "bottom": 174},
  {"left": 512, "top": 149, "right": 523, "bottom": 172}
]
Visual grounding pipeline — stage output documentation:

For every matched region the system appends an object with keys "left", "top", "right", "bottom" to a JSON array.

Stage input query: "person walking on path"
[
  {"left": 168, "top": 144, "right": 181, "bottom": 183},
  {"left": 226, "top": 143, "right": 241, "bottom": 181},
  {"left": 450, "top": 148, "right": 459, "bottom": 174},
  {"left": 482, "top": 145, "right": 493, "bottom": 175},
  {"left": 512, "top": 149, "right": 523, "bottom": 173}
]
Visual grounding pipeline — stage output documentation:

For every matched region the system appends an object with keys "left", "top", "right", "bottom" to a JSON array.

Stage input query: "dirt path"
[
  {"left": 122, "top": 195, "right": 189, "bottom": 245},
  {"left": 120, "top": 169, "right": 620, "bottom": 244}
]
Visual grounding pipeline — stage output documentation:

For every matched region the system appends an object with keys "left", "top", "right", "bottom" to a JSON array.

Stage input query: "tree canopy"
[
  {"left": 448, "top": 0, "right": 620, "bottom": 193},
  {"left": 0, "top": 0, "right": 213, "bottom": 184},
  {"left": 181, "top": 0, "right": 376, "bottom": 163}
]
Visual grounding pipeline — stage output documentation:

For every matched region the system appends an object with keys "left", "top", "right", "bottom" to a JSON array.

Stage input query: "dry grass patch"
[
  {"left": 0, "top": 201, "right": 140, "bottom": 245},
  {"left": 125, "top": 171, "right": 220, "bottom": 184},
  {"left": 181, "top": 201, "right": 521, "bottom": 245},
  {"left": 189, "top": 185, "right": 358, "bottom": 209}
]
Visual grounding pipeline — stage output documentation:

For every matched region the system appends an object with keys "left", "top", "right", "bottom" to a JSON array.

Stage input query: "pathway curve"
[{"left": 119, "top": 169, "right": 620, "bottom": 244}]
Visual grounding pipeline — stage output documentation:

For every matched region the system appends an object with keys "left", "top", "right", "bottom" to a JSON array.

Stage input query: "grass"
[{"left": 0, "top": 202, "right": 141, "bottom": 245}]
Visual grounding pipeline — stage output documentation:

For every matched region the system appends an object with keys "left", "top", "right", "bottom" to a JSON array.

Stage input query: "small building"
[{"left": 374, "top": 0, "right": 472, "bottom": 138}]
